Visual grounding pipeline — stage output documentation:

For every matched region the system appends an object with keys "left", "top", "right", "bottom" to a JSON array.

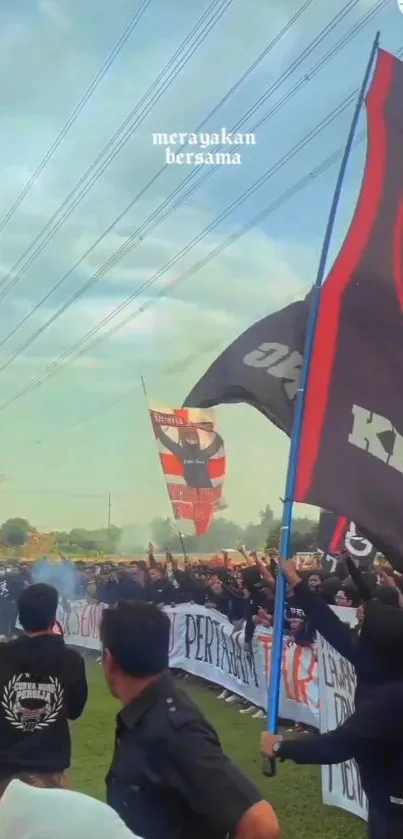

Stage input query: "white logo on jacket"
[{"left": 1, "top": 674, "right": 64, "bottom": 732}]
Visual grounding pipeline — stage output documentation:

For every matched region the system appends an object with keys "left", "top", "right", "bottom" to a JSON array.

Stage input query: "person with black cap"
[
  {"left": 0, "top": 583, "right": 88, "bottom": 796},
  {"left": 101, "top": 600, "right": 280, "bottom": 839},
  {"left": 261, "top": 598, "right": 403, "bottom": 838}
]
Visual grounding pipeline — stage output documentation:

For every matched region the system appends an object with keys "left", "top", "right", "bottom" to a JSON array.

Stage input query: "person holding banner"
[
  {"left": 152, "top": 415, "right": 223, "bottom": 490},
  {"left": 261, "top": 600, "right": 403, "bottom": 839},
  {"left": 101, "top": 600, "right": 280, "bottom": 839}
]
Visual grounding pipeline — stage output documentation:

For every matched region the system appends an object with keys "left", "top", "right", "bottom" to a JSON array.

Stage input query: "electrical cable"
[
  {"left": 0, "top": 0, "right": 153, "bottom": 237},
  {"left": 0, "top": 0, "right": 234, "bottom": 305},
  {"left": 0, "top": 95, "right": 363, "bottom": 415},
  {"left": 0, "top": 0, "right": 381, "bottom": 360}
]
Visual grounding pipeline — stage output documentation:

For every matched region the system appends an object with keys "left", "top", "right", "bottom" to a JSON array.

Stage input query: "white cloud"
[
  {"left": 0, "top": 0, "right": 394, "bottom": 530},
  {"left": 37, "top": 0, "right": 69, "bottom": 29}
]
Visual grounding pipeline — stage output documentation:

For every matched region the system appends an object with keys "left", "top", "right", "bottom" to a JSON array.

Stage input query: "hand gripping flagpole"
[{"left": 263, "top": 31, "right": 380, "bottom": 777}]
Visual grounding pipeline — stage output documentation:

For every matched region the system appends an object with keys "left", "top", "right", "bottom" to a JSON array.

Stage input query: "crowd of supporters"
[
  {"left": 1, "top": 544, "right": 402, "bottom": 652},
  {"left": 0, "top": 547, "right": 402, "bottom": 837}
]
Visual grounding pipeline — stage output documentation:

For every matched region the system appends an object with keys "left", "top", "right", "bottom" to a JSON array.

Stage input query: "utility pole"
[{"left": 107, "top": 492, "right": 111, "bottom": 540}]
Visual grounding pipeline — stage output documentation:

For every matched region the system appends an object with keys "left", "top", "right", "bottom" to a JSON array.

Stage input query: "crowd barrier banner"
[
  {"left": 55, "top": 601, "right": 319, "bottom": 727},
  {"left": 41, "top": 600, "right": 364, "bottom": 821},
  {"left": 165, "top": 603, "right": 319, "bottom": 727},
  {"left": 317, "top": 607, "right": 367, "bottom": 823}
]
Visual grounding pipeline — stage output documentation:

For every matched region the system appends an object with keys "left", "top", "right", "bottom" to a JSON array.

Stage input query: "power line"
[
  {"left": 250, "top": 0, "right": 388, "bottom": 133},
  {"left": 0, "top": 0, "right": 152, "bottom": 237},
  {"left": 0, "top": 0, "right": 317, "bottom": 356},
  {"left": 20, "top": 282, "right": 314, "bottom": 451},
  {"left": 0, "top": 0, "right": 379, "bottom": 367},
  {"left": 0, "top": 0, "right": 233, "bottom": 307},
  {"left": 0, "top": 126, "right": 363, "bottom": 449},
  {"left": 0, "top": 92, "right": 363, "bottom": 415}
]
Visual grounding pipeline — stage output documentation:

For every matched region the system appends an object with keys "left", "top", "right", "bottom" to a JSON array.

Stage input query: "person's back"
[
  {"left": 0, "top": 584, "right": 87, "bottom": 785},
  {"left": 0, "top": 779, "right": 139, "bottom": 838}
]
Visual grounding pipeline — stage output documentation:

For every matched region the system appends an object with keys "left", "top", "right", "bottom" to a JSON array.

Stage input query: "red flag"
[{"left": 150, "top": 406, "right": 226, "bottom": 536}]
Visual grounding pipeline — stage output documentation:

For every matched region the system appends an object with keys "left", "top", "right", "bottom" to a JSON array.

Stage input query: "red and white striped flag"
[{"left": 150, "top": 405, "right": 226, "bottom": 536}]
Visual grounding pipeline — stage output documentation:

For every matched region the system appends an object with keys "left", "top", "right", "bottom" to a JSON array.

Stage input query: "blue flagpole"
[{"left": 263, "top": 30, "right": 380, "bottom": 776}]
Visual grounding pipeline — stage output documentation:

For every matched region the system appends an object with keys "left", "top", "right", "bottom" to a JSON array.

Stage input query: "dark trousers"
[
  {"left": 0, "top": 600, "right": 17, "bottom": 636},
  {"left": 368, "top": 804, "right": 403, "bottom": 839}
]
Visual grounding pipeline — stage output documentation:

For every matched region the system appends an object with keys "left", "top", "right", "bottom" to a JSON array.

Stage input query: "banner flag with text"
[
  {"left": 295, "top": 50, "right": 403, "bottom": 569},
  {"left": 150, "top": 405, "right": 226, "bottom": 535}
]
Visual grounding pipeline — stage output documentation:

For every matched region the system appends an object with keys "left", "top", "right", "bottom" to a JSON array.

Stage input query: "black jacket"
[
  {"left": 107, "top": 672, "right": 261, "bottom": 839},
  {"left": 0, "top": 574, "right": 24, "bottom": 602},
  {"left": 293, "top": 582, "right": 401, "bottom": 703},
  {"left": 0, "top": 634, "right": 88, "bottom": 778},
  {"left": 147, "top": 580, "right": 175, "bottom": 606},
  {"left": 157, "top": 429, "right": 223, "bottom": 490},
  {"left": 278, "top": 680, "right": 403, "bottom": 815}
]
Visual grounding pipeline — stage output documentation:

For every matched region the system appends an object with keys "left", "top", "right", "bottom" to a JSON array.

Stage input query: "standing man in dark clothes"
[
  {"left": 146, "top": 566, "right": 175, "bottom": 606},
  {"left": 0, "top": 583, "right": 88, "bottom": 795},
  {"left": 205, "top": 575, "right": 231, "bottom": 616},
  {"left": 117, "top": 569, "right": 146, "bottom": 602},
  {"left": 261, "top": 600, "right": 403, "bottom": 838},
  {"left": 101, "top": 600, "right": 280, "bottom": 839},
  {"left": 97, "top": 570, "right": 120, "bottom": 606},
  {"left": 0, "top": 567, "right": 24, "bottom": 638}
]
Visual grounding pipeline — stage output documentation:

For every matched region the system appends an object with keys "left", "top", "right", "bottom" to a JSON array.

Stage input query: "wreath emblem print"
[{"left": 2, "top": 674, "right": 64, "bottom": 732}]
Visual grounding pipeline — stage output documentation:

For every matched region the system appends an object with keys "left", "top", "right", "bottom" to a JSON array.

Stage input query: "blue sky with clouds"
[{"left": 0, "top": 0, "right": 401, "bottom": 534}]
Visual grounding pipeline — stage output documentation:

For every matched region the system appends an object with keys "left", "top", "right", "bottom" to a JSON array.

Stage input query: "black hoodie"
[
  {"left": 277, "top": 603, "right": 403, "bottom": 817},
  {"left": 278, "top": 679, "right": 403, "bottom": 816},
  {"left": 293, "top": 581, "right": 403, "bottom": 703},
  {"left": 0, "top": 634, "right": 87, "bottom": 779}
]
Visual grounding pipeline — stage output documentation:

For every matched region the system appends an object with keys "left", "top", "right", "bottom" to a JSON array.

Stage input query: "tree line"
[
  {"left": 149, "top": 506, "right": 319, "bottom": 554},
  {"left": 0, "top": 508, "right": 319, "bottom": 557}
]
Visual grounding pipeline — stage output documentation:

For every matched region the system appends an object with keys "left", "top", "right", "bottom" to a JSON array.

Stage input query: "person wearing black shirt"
[
  {"left": 0, "top": 583, "right": 88, "bottom": 795},
  {"left": 281, "top": 559, "right": 403, "bottom": 705},
  {"left": 154, "top": 421, "right": 223, "bottom": 490},
  {"left": 0, "top": 568, "right": 24, "bottom": 638},
  {"left": 117, "top": 570, "right": 146, "bottom": 602},
  {"left": 261, "top": 600, "right": 403, "bottom": 839},
  {"left": 97, "top": 571, "right": 120, "bottom": 605},
  {"left": 146, "top": 567, "right": 175, "bottom": 606},
  {"left": 101, "top": 600, "right": 279, "bottom": 839}
]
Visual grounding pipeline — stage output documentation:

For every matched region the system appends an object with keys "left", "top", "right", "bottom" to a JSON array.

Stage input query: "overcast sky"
[{"left": 0, "top": 0, "right": 400, "bottom": 532}]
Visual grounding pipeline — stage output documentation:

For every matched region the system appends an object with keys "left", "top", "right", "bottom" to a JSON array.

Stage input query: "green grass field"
[{"left": 72, "top": 660, "right": 365, "bottom": 839}]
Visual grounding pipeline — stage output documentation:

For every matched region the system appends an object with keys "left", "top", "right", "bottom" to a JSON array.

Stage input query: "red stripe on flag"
[
  {"left": 295, "top": 50, "right": 393, "bottom": 501},
  {"left": 160, "top": 453, "right": 184, "bottom": 477},
  {"left": 207, "top": 456, "right": 226, "bottom": 479},
  {"left": 173, "top": 408, "right": 190, "bottom": 423},
  {"left": 329, "top": 516, "right": 348, "bottom": 553}
]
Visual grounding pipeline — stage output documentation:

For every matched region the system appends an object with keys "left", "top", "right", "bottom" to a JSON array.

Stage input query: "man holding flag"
[{"left": 260, "top": 592, "right": 403, "bottom": 839}]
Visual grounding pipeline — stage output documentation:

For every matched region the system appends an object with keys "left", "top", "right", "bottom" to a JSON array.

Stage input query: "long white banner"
[
  {"left": 54, "top": 600, "right": 365, "bottom": 822},
  {"left": 317, "top": 608, "right": 367, "bottom": 822}
]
